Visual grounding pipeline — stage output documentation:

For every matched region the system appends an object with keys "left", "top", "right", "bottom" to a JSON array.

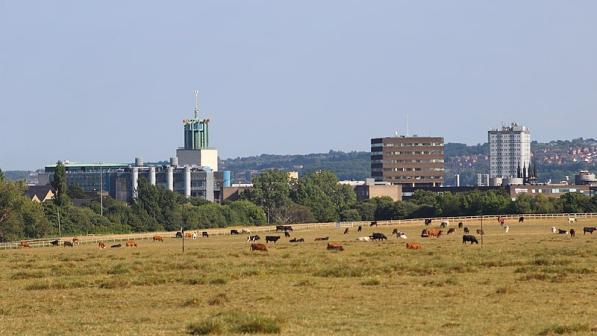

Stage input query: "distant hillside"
[{"left": 222, "top": 138, "right": 597, "bottom": 185}]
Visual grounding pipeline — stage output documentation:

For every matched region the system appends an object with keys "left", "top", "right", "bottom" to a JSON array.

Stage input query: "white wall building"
[{"left": 488, "top": 123, "right": 531, "bottom": 178}]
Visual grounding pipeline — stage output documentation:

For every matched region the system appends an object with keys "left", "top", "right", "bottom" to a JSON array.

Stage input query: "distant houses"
[{"left": 25, "top": 185, "right": 55, "bottom": 203}]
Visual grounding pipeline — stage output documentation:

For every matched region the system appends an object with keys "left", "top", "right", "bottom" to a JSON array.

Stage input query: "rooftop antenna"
[
  {"left": 406, "top": 114, "right": 409, "bottom": 137},
  {"left": 193, "top": 90, "right": 199, "bottom": 119}
]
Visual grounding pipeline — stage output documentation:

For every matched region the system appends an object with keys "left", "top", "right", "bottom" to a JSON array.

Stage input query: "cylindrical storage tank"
[
  {"left": 223, "top": 171, "right": 231, "bottom": 187},
  {"left": 131, "top": 167, "right": 139, "bottom": 199},
  {"left": 170, "top": 157, "right": 178, "bottom": 167},
  {"left": 135, "top": 157, "right": 144, "bottom": 167},
  {"left": 184, "top": 166, "right": 191, "bottom": 198},
  {"left": 167, "top": 166, "right": 174, "bottom": 191},
  {"left": 455, "top": 174, "right": 460, "bottom": 187},
  {"left": 149, "top": 166, "right": 156, "bottom": 186}
]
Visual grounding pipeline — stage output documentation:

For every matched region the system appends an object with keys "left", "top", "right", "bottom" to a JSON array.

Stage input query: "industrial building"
[
  {"left": 371, "top": 135, "right": 445, "bottom": 187},
  {"left": 37, "top": 92, "right": 230, "bottom": 202},
  {"left": 489, "top": 123, "right": 531, "bottom": 179}
]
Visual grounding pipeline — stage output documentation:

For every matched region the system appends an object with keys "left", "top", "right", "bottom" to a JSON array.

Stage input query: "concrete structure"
[
  {"left": 476, "top": 173, "right": 490, "bottom": 187},
  {"left": 489, "top": 123, "right": 531, "bottom": 178},
  {"left": 575, "top": 171, "right": 597, "bottom": 186},
  {"left": 507, "top": 184, "right": 591, "bottom": 199},
  {"left": 371, "top": 135, "right": 444, "bottom": 187},
  {"left": 354, "top": 178, "right": 402, "bottom": 202}
]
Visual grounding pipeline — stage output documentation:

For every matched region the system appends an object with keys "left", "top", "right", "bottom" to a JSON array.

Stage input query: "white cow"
[
  {"left": 568, "top": 218, "right": 577, "bottom": 224},
  {"left": 503, "top": 225, "right": 510, "bottom": 233},
  {"left": 356, "top": 237, "right": 371, "bottom": 242},
  {"left": 551, "top": 227, "right": 557, "bottom": 234}
]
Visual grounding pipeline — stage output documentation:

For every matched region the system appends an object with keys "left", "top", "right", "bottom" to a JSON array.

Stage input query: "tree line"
[{"left": 1, "top": 166, "right": 596, "bottom": 241}]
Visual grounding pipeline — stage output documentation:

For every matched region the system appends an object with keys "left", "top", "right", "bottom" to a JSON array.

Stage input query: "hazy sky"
[{"left": 1, "top": 1, "right": 596, "bottom": 170}]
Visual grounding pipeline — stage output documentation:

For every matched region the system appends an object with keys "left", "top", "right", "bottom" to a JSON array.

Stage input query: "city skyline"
[{"left": 1, "top": 1, "right": 597, "bottom": 170}]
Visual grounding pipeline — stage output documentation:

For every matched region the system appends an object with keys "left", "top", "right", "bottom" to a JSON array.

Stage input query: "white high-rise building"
[{"left": 488, "top": 123, "right": 531, "bottom": 178}]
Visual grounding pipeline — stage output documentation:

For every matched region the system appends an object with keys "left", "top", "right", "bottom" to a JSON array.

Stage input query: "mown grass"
[{"left": 2, "top": 218, "right": 596, "bottom": 335}]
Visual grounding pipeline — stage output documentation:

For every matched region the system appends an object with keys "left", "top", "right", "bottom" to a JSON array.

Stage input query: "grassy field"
[{"left": 1, "top": 217, "right": 596, "bottom": 335}]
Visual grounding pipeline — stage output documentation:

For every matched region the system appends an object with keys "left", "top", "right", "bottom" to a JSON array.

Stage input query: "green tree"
[
  {"left": 224, "top": 200, "right": 267, "bottom": 225},
  {"left": 340, "top": 208, "right": 361, "bottom": 222},
  {"left": 52, "top": 161, "right": 69, "bottom": 207},
  {"left": 0, "top": 168, "right": 4, "bottom": 182},
  {"left": 243, "top": 170, "right": 290, "bottom": 223},
  {"left": 0, "top": 180, "right": 50, "bottom": 240}
]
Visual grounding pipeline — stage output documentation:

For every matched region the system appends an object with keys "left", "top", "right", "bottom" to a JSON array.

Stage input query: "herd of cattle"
[{"left": 16, "top": 216, "right": 596, "bottom": 251}]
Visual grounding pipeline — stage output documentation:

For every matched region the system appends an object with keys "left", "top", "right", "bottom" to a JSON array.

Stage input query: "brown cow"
[
  {"left": 447, "top": 228, "right": 456, "bottom": 235},
  {"left": 152, "top": 235, "right": 163, "bottom": 242},
  {"left": 428, "top": 228, "right": 443, "bottom": 238},
  {"left": 125, "top": 240, "right": 137, "bottom": 247},
  {"left": 476, "top": 229, "right": 485, "bottom": 235},
  {"left": 314, "top": 237, "right": 329, "bottom": 241},
  {"left": 406, "top": 242, "right": 422, "bottom": 250},
  {"left": 343, "top": 228, "right": 349, "bottom": 234},
  {"left": 72, "top": 237, "right": 80, "bottom": 246},
  {"left": 327, "top": 242, "right": 344, "bottom": 251},
  {"left": 250, "top": 243, "right": 268, "bottom": 252},
  {"left": 98, "top": 242, "right": 106, "bottom": 249},
  {"left": 19, "top": 241, "right": 30, "bottom": 248}
]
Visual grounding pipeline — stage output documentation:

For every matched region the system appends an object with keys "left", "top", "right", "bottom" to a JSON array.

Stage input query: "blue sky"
[{"left": 1, "top": 1, "right": 596, "bottom": 170}]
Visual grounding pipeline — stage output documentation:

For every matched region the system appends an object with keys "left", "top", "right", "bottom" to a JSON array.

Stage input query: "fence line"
[{"left": 1, "top": 212, "right": 595, "bottom": 250}]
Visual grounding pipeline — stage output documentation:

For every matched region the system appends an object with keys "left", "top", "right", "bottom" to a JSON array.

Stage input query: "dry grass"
[{"left": 1, "top": 217, "right": 596, "bottom": 335}]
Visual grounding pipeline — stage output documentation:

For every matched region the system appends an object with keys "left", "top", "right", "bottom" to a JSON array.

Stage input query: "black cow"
[
  {"left": 519, "top": 216, "right": 525, "bottom": 223},
  {"left": 557, "top": 229, "right": 568, "bottom": 235},
  {"left": 421, "top": 229, "right": 429, "bottom": 238},
  {"left": 63, "top": 241, "right": 73, "bottom": 247},
  {"left": 230, "top": 229, "right": 240, "bottom": 235},
  {"left": 111, "top": 243, "right": 122, "bottom": 248},
  {"left": 276, "top": 225, "right": 293, "bottom": 232},
  {"left": 175, "top": 231, "right": 183, "bottom": 238},
  {"left": 50, "top": 239, "right": 60, "bottom": 246},
  {"left": 463, "top": 227, "right": 470, "bottom": 234},
  {"left": 202, "top": 231, "right": 209, "bottom": 238},
  {"left": 247, "top": 235, "right": 260, "bottom": 242},
  {"left": 370, "top": 232, "right": 387, "bottom": 241},
  {"left": 583, "top": 227, "right": 597, "bottom": 235},
  {"left": 424, "top": 219, "right": 432, "bottom": 226},
  {"left": 570, "top": 229, "right": 576, "bottom": 237},
  {"left": 343, "top": 228, "right": 349, "bottom": 234},
  {"left": 458, "top": 222, "right": 463, "bottom": 229},
  {"left": 357, "top": 225, "right": 362, "bottom": 232},
  {"left": 284, "top": 231, "right": 291, "bottom": 237},
  {"left": 463, "top": 235, "right": 479, "bottom": 244},
  {"left": 370, "top": 221, "right": 378, "bottom": 227},
  {"left": 289, "top": 237, "right": 304, "bottom": 243},
  {"left": 265, "top": 235, "right": 280, "bottom": 243}
]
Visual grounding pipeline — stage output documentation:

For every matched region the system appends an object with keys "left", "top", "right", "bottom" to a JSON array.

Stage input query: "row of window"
[
  {"left": 371, "top": 159, "right": 444, "bottom": 164},
  {"left": 383, "top": 167, "right": 445, "bottom": 172}
]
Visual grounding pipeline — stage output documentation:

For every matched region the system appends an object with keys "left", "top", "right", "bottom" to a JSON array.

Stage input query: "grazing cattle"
[
  {"left": 569, "top": 229, "right": 576, "bottom": 237},
  {"left": 72, "top": 237, "right": 80, "bottom": 246},
  {"left": 314, "top": 236, "right": 330, "bottom": 241},
  {"left": 447, "top": 228, "right": 456, "bottom": 235},
  {"left": 424, "top": 219, "right": 432, "bottom": 226},
  {"left": 276, "top": 225, "right": 293, "bottom": 232},
  {"left": 230, "top": 229, "right": 240, "bottom": 235},
  {"left": 499, "top": 218, "right": 505, "bottom": 226},
  {"left": 427, "top": 228, "right": 442, "bottom": 238},
  {"left": 265, "top": 235, "right": 280, "bottom": 243},
  {"left": 503, "top": 225, "right": 510, "bottom": 233},
  {"left": 247, "top": 235, "right": 261, "bottom": 242},
  {"left": 250, "top": 243, "right": 268, "bottom": 252},
  {"left": 462, "top": 235, "right": 479, "bottom": 244},
  {"left": 175, "top": 231, "right": 183, "bottom": 238},
  {"left": 284, "top": 231, "right": 291, "bottom": 238},
  {"left": 327, "top": 243, "right": 344, "bottom": 251},
  {"left": 98, "top": 242, "right": 106, "bottom": 249},
  {"left": 20, "top": 241, "right": 31, "bottom": 248},
  {"left": 50, "top": 239, "right": 60, "bottom": 246},
  {"left": 343, "top": 228, "right": 349, "bottom": 235},
  {"left": 185, "top": 232, "right": 197, "bottom": 240},
  {"left": 370, "top": 232, "right": 387, "bottom": 241},
  {"left": 440, "top": 221, "right": 449, "bottom": 228},
  {"left": 421, "top": 229, "right": 429, "bottom": 238},
  {"left": 202, "top": 231, "right": 209, "bottom": 238},
  {"left": 111, "top": 244, "right": 122, "bottom": 248},
  {"left": 392, "top": 229, "right": 407, "bottom": 239},
  {"left": 463, "top": 227, "right": 470, "bottom": 234},
  {"left": 476, "top": 229, "right": 485, "bottom": 235},
  {"left": 152, "top": 235, "right": 163, "bottom": 242},
  {"left": 583, "top": 227, "right": 597, "bottom": 235},
  {"left": 370, "top": 221, "right": 378, "bottom": 227},
  {"left": 289, "top": 237, "right": 304, "bottom": 243},
  {"left": 519, "top": 216, "right": 525, "bottom": 223},
  {"left": 551, "top": 226, "right": 557, "bottom": 234},
  {"left": 406, "top": 242, "right": 422, "bottom": 250},
  {"left": 357, "top": 225, "right": 362, "bottom": 232},
  {"left": 63, "top": 241, "right": 73, "bottom": 247},
  {"left": 458, "top": 222, "right": 463, "bottom": 229},
  {"left": 568, "top": 218, "right": 577, "bottom": 224},
  {"left": 125, "top": 240, "right": 137, "bottom": 247},
  {"left": 557, "top": 229, "right": 568, "bottom": 235},
  {"left": 241, "top": 229, "right": 251, "bottom": 234},
  {"left": 356, "top": 236, "right": 371, "bottom": 242}
]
